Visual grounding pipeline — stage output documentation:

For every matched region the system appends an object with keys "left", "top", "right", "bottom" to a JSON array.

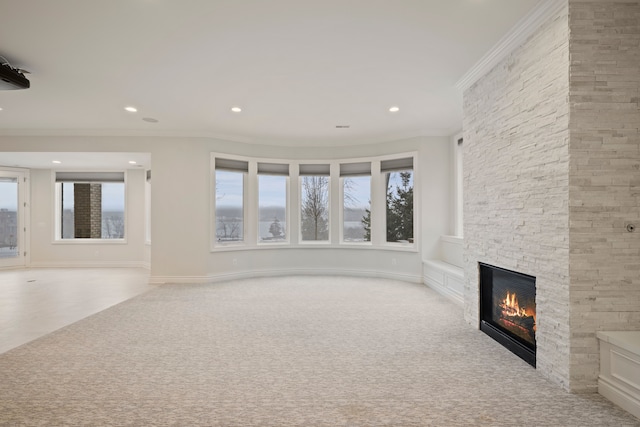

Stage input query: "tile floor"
[{"left": 0, "top": 268, "right": 155, "bottom": 354}]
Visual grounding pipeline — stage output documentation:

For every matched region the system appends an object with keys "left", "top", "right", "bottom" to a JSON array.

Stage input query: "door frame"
[{"left": 0, "top": 167, "right": 29, "bottom": 269}]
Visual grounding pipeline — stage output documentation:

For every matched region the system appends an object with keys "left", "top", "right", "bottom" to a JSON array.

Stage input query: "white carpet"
[{"left": 0, "top": 276, "right": 637, "bottom": 426}]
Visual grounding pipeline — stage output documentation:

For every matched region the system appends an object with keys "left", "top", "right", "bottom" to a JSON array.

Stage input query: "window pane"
[
  {"left": 258, "top": 175, "right": 287, "bottom": 242},
  {"left": 386, "top": 170, "right": 413, "bottom": 243},
  {"left": 61, "top": 182, "right": 75, "bottom": 238},
  {"left": 343, "top": 176, "right": 371, "bottom": 242},
  {"left": 102, "top": 183, "right": 125, "bottom": 238},
  {"left": 0, "top": 178, "right": 18, "bottom": 258},
  {"left": 60, "top": 182, "right": 125, "bottom": 239},
  {"left": 300, "top": 176, "right": 329, "bottom": 241},
  {"left": 215, "top": 170, "right": 244, "bottom": 242}
]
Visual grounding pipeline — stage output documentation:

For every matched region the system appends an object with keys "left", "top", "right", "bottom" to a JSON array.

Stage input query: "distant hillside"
[
  {"left": 344, "top": 208, "right": 367, "bottom": 222},
  {"left": 217, "top": 206, "right": 367, "bottom": 223}
]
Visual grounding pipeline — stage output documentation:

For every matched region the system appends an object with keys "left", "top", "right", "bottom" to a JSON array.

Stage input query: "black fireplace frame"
[{"left": 479, "top": 262, "right": 536, "bottom": 367}]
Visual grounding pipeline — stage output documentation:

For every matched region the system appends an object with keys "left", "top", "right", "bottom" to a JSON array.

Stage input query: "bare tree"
[
  {"left": 301, "top": 176, "right": 329, "bottom": 240},
  {"left": 217, "top": 216, "right": 242, "bottom": 241}
]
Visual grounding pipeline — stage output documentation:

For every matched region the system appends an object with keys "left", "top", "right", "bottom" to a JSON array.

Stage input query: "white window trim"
[
  {"left": 376, "top": 152, "right": 418, "bottom": 250},
  {"left": 52, "top": 169, "right": 128, "bottom": 244},
  {"left": 298, "top": 162, "right": 331, "bottom": 245},
  {"left": 338, "top": 161, "right": 373, "bottom": 246},
  {"left": 211, "top": 154, "right": 248, "bottom": 249},
  {"left": 453, "top": 132, "right": 464, "bottom": 237},
  {"left": 210, "top": 152, "right": 418, "bottom": 253},
  {"left": 256, "top": 173, "right": 290, "bottom": 246}
]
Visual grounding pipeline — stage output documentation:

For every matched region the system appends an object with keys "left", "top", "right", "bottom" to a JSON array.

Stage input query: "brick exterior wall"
[
  {"left": 462, "top": 6, "right": 572, "bottom": 389},
  {"left": 73, "top": 183, "right": 102, "bottom": 239},
  {"left": 463, "top": 0, "right": 640, "bottom": 392},
  {"left": 568, "top": 0, "right": 640, "bottom": 392}
]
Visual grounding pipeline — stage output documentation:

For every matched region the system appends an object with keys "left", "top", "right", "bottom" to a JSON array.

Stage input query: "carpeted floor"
[{"left": 0, "top": 276, "right": 638, "bottom": 426}]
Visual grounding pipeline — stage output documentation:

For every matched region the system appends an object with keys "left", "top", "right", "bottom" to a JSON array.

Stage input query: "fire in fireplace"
[{"left": 479, "top": 263, "right": 536, "bottom": 367}]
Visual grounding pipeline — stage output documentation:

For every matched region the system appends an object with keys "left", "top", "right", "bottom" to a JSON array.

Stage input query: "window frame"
[
  {"left": 378, "top": 153, "right": 417, "bottom": 249},
  {"left": 212, "top": 156, "right": 248, "bottom": 248},
  {"left": 298, "top": 163, "right": 331, "bottom": 244},
  {"left": 53, "top": 170, "right": 128, "bottom": 244},
  {"left": 339, "top": 161, "right": 372, "bottom": 245},
  {"left": 209, "top": 152, "right": 418, "bottom": 253},
  {"left": 257, "top": 163, "right": 290, "bottom": 246}
]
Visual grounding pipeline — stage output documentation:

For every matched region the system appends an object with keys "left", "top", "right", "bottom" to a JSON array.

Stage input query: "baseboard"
[
  {"left": 599, "top": 377, "right": 640, "bottom": 420},
  {"left": 148, "top": 275, "right": 213, "bottom": 284},
  {"left": 29, "top": 261, "right": 148, "bottom": 269},
  {"left": 150, "top": 268, "right": 423, "bottom": 285}
]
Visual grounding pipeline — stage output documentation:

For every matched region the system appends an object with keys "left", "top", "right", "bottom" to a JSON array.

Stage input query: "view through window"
[
  {"left": 341, "top": 162, "right": 371, "bottom": 242},
  {"left": 215, "top": 169, "right": 244, "bottom": 242},
  {"left": 60, "top": 182, "right": 125, "bottom": 239},
  {"left": 382, "top": 158, "right": 414, "bottom": 243},
  {"left": 0, "top": 177, "right": 18, "bottom": 258},
  {"left": 258, "top": 173, "right": 287, "bottom": 243}
]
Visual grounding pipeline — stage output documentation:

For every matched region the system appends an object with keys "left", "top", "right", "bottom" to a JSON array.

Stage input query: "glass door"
[{"left": 0, "top": 170, "right": 27, "bottom": 268}]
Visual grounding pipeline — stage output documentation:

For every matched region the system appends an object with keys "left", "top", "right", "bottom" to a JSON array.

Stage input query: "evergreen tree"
[
  {"left": 386, "top": 171, "right": 413, "bottom": 242},
  {"left": 362, "top": 206, "right": 371, "bottom": 241},
  {"left": 360, "top": 171, "right": 413, "bottom": 243},
  {"left": 269, "top": 216, "right": 283, "bottom": 238}
]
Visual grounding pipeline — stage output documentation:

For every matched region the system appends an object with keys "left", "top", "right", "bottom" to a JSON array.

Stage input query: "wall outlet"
[
  {"left": 392, "top": 258, "right": 397, "bottom": 266},
  {"left": 232, "top": 258, "right": 237, "bottom": 266}
]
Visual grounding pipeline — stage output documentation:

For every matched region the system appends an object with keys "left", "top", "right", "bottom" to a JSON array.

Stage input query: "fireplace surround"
[{"left": 479, "top": 263, "right": 536, "bottom": 367}]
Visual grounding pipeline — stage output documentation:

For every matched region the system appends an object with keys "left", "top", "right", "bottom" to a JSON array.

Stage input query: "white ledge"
[{"left": 597, "top": 331, "right": 640, "bottom": 356}]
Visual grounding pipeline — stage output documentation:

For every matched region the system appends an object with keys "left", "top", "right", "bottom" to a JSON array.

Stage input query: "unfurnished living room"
[{"left": 1, "top": 0, "right": 639, "bottom": 425}]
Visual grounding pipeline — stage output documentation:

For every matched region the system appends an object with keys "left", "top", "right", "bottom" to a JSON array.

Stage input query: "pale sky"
[{"left": 0, "top": 181, "right": 17, "bottom": 210}]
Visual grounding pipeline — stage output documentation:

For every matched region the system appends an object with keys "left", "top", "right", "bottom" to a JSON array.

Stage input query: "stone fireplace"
[{"left": 462, "top": 1, "right": 640, "bottom": 392}]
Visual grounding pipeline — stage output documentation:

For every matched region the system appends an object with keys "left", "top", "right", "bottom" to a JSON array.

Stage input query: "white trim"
[
  {"left": 212, "top": 153, "right": 248, "bottom": 249},
  {"left": 29, "top": 260, "right": 147, "bottom": 268},
  {"left": 455, "top": 0, "right": 566, "bottom": 92},
  {"left": 423, "top": 260, "right": 464, "bottom": 306},
  {"left": 150, "top": 268, "right": 423, "bottom": 285},
  {"left": 0, "top": 168, "right": 29, "bottom": 269},
  {"left": 52, "top": 169, "right": 129, "bottom": 242},
  {"left": 452, "top": 132, "right": 464, "bottom": 237},
  {"left": 441, "top": 235, "right": 463, "bottom": 245},
  {"left": 210, "top": 151, "right": 418, "bottom": 251}
]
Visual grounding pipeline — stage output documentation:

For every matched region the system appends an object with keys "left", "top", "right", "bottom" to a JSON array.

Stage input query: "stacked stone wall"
[
  {"left": 568, "top": 0, "right": 640, "bottom": 392},
  {"left": 463, "top": 6, "right": 572, "bottom": 388}
]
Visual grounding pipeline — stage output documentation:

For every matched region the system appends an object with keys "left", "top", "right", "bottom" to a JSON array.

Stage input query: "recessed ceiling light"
[
  {"left": 142, "top": 117, "right": 158, "bottom": 123},
  {"left": 124, "top": 106, "right": 138, "bottom": 113},
  {"left": 231, "top": 106, "right": 242, "bottom": 113},
  {"left": 52, "top": 160, "right": 61, "bottom": 164},
  {"left": 389, "top": 106, "right": 400, "bottom": 113},
  {"left": 128, "top": 161, "right": 137, "bottom": 165}
]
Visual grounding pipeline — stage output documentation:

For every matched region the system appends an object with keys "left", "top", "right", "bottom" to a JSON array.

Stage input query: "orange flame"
[{"left": 501, "top": 291, "right": 536, "bottom": 332}]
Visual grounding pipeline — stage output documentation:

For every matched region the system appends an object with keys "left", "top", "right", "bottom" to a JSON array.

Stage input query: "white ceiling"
[
  {"left": 0, "top": 0, "right": 542, "bottom": 147},
  {"left": 0, "top": 152, "right": 151, "bottom": 170}
]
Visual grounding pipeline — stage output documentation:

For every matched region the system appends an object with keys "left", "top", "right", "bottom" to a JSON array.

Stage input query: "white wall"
[
  {"left": 0, "top": 134, "right": 451, "bottom": 282},
  {"left": 28, "top": 167, "right": 147, "bottom": 267}
]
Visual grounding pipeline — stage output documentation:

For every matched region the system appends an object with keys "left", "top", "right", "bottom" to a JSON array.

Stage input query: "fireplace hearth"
[{"left": 479, "top": 263, "right": 536, "bottom": 367}]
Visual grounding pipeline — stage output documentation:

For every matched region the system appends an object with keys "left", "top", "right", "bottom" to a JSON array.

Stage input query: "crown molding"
[{"left": 455, "top": 0, "right": 566, "bottom": 92}]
